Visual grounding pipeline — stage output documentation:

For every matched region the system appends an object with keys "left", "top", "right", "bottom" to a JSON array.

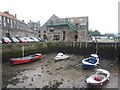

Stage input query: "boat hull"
[
  {"left": 86, "top": 69, "right": 110, "bottom": 85},
  {"left": 55, "top": 56, "right": 69, "bottom": 60},
  {"left": 82, "top": 57, "right": 99, "bottom": 69},
  {"left": 82, "top": 64, "right": 96, "bottom": 69},
  {"left": 10, "top": 54, "right": 42, "bottom": 65},
  {"left": 55, "top": 53, "right": 69, "bottom": 61}
]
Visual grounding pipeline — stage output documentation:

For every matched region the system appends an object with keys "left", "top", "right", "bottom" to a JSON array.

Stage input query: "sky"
[{"left": 0, "top": 0, "right": 119, "bottom": 34}]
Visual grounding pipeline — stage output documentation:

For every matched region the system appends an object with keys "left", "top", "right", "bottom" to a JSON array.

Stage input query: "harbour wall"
[{"left": 2, "top": 42, "right": 120, "bottom": 62}]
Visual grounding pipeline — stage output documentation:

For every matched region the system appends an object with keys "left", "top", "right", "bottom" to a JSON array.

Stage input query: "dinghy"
[
  {"left": 10, "top": 53, "right": 42, "bottom": 65},
  {"left": 86, "top": 69, "right": 110, "bottom": 85},
  {"left": 82, "top": 54, "right": 99, "bottom": 69},
  {"left": 54, "top": 53, "right": 69, "bottom": 61}
]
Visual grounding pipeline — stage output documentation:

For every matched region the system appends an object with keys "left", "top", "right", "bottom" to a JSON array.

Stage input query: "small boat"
[
  {"left": 10, "top": 53, "right": 42, "bottom": 65},
  {"left": 82, "top": 54, "right": 99, "bottom": 69},
  {"left": 54, "top": 53, "right": 69, "bottom": 61},
  {"left": 86, "top": 69, "right": 110, "bottom": 85}
]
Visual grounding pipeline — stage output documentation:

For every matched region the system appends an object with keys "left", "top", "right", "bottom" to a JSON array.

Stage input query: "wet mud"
[{"left": 2, "top": 53, "right": 119, "bottom": 89}]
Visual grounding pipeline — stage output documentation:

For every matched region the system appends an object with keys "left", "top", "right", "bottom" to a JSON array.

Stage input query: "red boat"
[{"left": 10, "top": 53, "right": 42, "bottom": 65}]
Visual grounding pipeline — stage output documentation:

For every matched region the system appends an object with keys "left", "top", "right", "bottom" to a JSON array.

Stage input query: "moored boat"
[
  {"left": 86, "top": 69, "right": 110, "bottom": 85},
  {"left": 10, "top": 53, "right": 42, "bottom": 65},
  {"left": 82, "top": 54, "right": 99, "bottom": 69},
  {"left": 54, "top": 53, "right": 69, "bottom": 61}
]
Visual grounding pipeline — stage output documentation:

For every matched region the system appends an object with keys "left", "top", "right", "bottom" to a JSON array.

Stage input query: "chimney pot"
[
  {"left": 4, "top": 11, "right": 9, "bottom": 14},
  {"left": 15, "top": 14, "right": 17, "bottom": 18}
]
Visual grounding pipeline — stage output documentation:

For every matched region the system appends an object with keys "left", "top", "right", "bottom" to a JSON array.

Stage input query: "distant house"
[
  {"left": 38, "top": 15, "right": 88, "bottom": 42},
  {"left": 0, "top": 11, "right": 34, "bottom": 38},
  {"left": 28, "top": 20, "right": 40, "bottom": 32}
]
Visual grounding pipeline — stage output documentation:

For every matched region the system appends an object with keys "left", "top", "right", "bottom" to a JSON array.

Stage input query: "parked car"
[
  {"left": 2, "top": 37, "right": 12, "bottom": 44},
  {"left": 9, "top": 37, "right": 20, "bottom": 43},
  {"left": 17, "top": 37, "right": 28, "bottom": 43},
  {"left": 23, "top": 37, "right": 34, "bottom": 43},
  {"left": 30, "top": 37, "right": 40, "bottom": 43},
  {"left": 0, "top": 40, "right": 2, "bottom": 44},
  {"left": 37, "top": 37, "right": 45, "bottom": 42}
]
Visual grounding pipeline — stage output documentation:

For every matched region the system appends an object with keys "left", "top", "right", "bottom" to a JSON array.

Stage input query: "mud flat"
[{"left": 2, "top": 53, "right": 119, "bottom": 89}]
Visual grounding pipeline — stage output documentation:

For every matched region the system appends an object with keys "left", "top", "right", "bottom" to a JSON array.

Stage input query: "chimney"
[
  {"left": 15, "top": 14, "right": 17, "bottom": 18},
  {"left": 4, "top": 11, "right": 9, "bottom": 14}
]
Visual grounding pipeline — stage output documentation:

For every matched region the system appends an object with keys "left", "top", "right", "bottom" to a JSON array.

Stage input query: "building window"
[
  {"left": 10, "top": 19, "right": 13, "bottom": 28},
  {"left": 39, "top": 35, "right": 41, "bottom": 37},
  {"left": 71, "top": 19, "right": 73, "bottom": 22},
  {"left": 3, "top": 17, "right": 6, "bottom": 27},
  {"left": 13, "top": 20, "right": 17, "bottom": 28},
  {"left": 50, "top": 29, "right": 54, "bottom": 32},
  {"left": 53, "top": 35, "right": 60, "bottom": 40},
  {"left": 7, "top": 18, "right": 10, "bottom": 23},
  {"left": 43, "top": 34, "right": 47, "bottom": 40},
  {"left": 44, "top": 31, "right": 46, "bottom": 33},
  {"left": 49, "top": 27, "right": 54, "bottom": 32},
  {"left": 17, "top": 21, "right": 19, "bottom": 29},
  {"left": 50, "top": 20, "right": 54, "bottom": 24},
  {"left": 39, "top": 31, "right": 41, "bottom": 33},
  {"left": 80, "top": 25, "right": 86, "bottom": 29},
  {"left": 63, "top": 31, "right": 66, "bottom": 35},
  {"left": 7, "top": 18, "right": 11, "bottom": 28}
]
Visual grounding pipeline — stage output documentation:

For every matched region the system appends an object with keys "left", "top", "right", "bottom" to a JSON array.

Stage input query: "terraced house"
[
  {"left": 38, "top": 15, "right": 88, "bottom": 42},
  {"left": 0, "top": 11, "right": 35, "bottom": 38}
]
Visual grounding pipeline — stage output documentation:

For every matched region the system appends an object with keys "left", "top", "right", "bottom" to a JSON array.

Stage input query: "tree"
[{"left": 88, "top": 30, "right": 101, "bottom": 36}]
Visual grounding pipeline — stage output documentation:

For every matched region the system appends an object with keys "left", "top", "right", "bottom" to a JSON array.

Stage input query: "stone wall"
[{"left": 2, "top": 42, "right": 119, "bottom": 62}]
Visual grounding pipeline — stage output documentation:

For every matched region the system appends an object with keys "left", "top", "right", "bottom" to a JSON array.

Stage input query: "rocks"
[
  {"left": 56, "top": 67, "right": 62, "bottom": 70},
  {"left": 9, "top": 78, "right": 20, "bottom": 84},
  {"left": 22, "top": 76, "right": 29, "bottom": 80},
  {"left": 29, "top": 84, "right": 32, "bottom": 86},
  {"left": 46, "top": 70, "right": 50, "bottom": 73},
  {"left": 61, "top": 79, "right": 64, "bottom": 81},
  {"left": 38, "top": 74, "right": 41, "bottom": 76},
  {"left": 31, "top": 78, "right": 33, "bottom": 81},
  {"left": 41, "top": 67, "right": 44, "bottom": 69},
  {"left": 43, "top": 81, "right": 63, "bottom": 89},
  {"left": 49, "top": 72, "right": 52, "bottom": 75}
]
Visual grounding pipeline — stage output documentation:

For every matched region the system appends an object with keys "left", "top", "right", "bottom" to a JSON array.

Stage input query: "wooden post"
[{"left": 22, "top": 46, "right": 24, "bottom": 57}]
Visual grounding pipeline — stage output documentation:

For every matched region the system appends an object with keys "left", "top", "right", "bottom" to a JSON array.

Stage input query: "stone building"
[
  {"left": 0, "top": 11, "right": 35, "bottom": 38},
  {"left": 38, "top": 15, "right": 88, "bottom": 42},
  {"left": 28, "top": 20, "right": 40, "bottom": 32}
]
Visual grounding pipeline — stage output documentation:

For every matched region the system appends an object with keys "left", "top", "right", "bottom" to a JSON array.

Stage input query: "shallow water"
[{"left": 2, "top": 53, "right": 119, "bottom": 89}]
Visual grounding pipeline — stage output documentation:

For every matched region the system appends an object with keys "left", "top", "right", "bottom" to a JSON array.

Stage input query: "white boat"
[
  {"left": 86, "top": 69, "right": 110, "bottom": 85},
  {"left": 54, "top": 53, "right": 69, "bottom": 61},
  {"left": 82, "top": 54, "right": 99, "bottom": 69}
]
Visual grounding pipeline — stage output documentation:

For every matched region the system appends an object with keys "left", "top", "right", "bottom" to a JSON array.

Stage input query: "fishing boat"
[
  {"left": 10, "top": 46, "right": 42, "bottom": 65},
  {"left": 86, "top": 69, "right": 110, "bottom": 85},
  {"left": 54, "top": 53, "right": 69, "bottom": 61},
  {"left": 10, "top": 53, "right": 42, "bottom": 65},
  {"left": 82, "top": 54, "right": 99, "bottom": 69}
]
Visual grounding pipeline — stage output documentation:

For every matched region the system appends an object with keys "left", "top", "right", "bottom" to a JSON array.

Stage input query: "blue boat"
[{"left": 82, "top": 54, "right": 99, "bottom": 69}]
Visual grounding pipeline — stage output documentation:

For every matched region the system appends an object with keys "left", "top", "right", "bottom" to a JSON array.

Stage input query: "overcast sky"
[{"left": 0, "top": 0, "right": 119, "bottom": 34}]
